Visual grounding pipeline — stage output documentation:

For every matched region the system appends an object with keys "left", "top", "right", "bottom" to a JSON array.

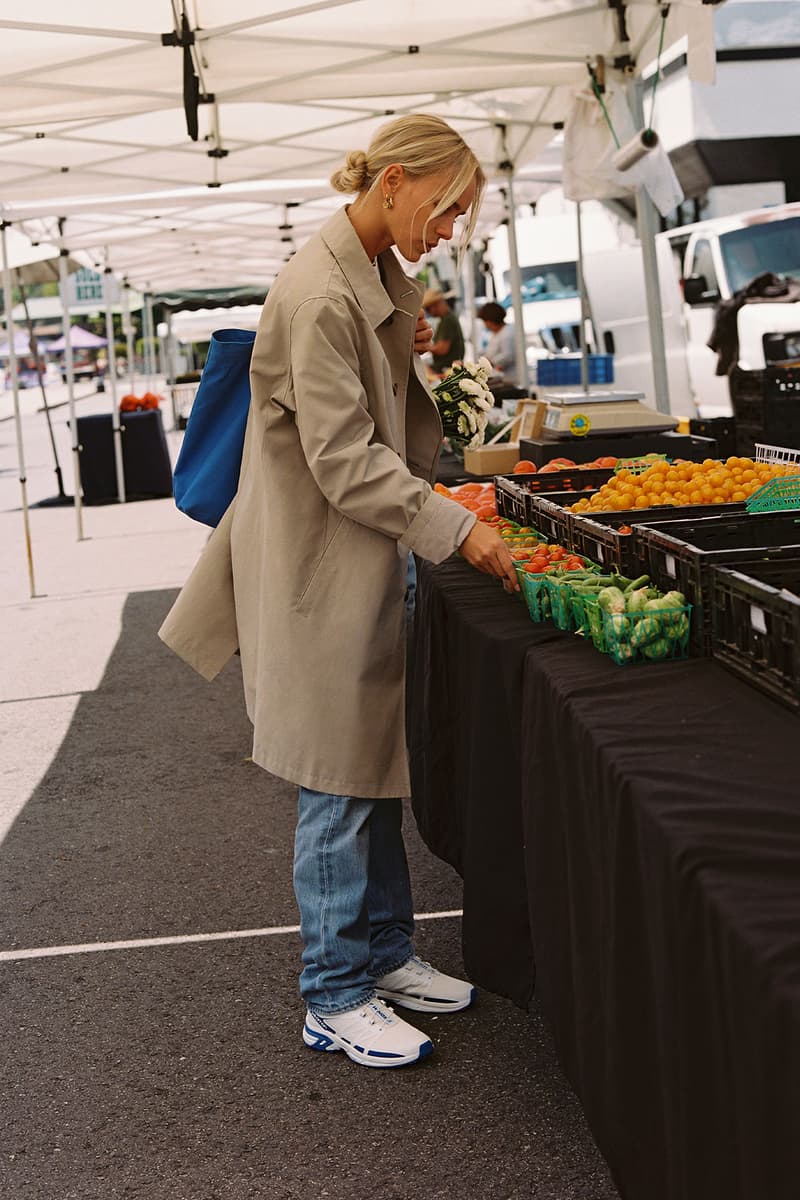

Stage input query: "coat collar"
[{"left": 320, "top": 205, "right": 424, "bottom": 329}]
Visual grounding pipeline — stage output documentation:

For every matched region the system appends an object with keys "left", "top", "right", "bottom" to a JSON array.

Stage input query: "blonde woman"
[{"left": 160, "top": 115, "right": 518, "bottom": 1068}]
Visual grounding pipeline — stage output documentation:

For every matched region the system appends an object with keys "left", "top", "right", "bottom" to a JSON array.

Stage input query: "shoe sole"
[
  {"left": 376, "top": 985, "right": 477, "bottom": 1014},
  {"left": 303, "top": 1022, "right": 433, "bottom": 1068}
]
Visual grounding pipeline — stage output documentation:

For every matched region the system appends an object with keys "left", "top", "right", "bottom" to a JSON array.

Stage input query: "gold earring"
[{"left": 383, "top": 193, "right": 394, "bottom": 210}]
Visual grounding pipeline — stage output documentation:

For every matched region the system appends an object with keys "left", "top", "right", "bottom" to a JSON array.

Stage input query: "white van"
[
  {"left": 584, "top": 203, "right": 800, "bottom": 418},
  {"left": 489, "top": 209, "right": 623, "bottom": 362}
]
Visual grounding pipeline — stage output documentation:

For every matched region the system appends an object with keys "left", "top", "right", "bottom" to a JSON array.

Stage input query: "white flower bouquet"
[{"left": 431, "top": 356, "right": 495, "bottom": 450}]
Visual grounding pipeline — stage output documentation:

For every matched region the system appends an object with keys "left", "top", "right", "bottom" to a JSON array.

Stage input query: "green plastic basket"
[
  {"left": 582, "top": 597, "right": 692, "bottom": 665},
  {"left": 614, "top": 454, "right": 669, "bottom": 476},
  {"left": 745, "top": 475, "right": 800, "bottom": 513},
  {"left": 518, "top": 568, "right": 551, "bottom": 622}
]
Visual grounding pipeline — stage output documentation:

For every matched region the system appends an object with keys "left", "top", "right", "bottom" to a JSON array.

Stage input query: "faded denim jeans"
[{"left": 293, "top": 789, "right": 415, "bottom": 1015}]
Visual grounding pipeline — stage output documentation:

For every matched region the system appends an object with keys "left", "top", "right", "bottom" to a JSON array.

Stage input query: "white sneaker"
[
  {"left": 376, "top": 956, "right": 476, "bottom": 1013},
  {"left": 303, "top": 997, "right": 434, "bottom": 1068}
]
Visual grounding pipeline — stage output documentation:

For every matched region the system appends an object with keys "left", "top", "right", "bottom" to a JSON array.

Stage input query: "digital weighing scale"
[{"left": 540, "top": 390, "right": 679, "bottom": 439}]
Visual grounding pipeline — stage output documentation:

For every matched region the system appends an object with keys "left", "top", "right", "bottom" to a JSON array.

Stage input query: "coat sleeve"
[{"left": 286, "top": 295, "right": 476, "bottom": 563}]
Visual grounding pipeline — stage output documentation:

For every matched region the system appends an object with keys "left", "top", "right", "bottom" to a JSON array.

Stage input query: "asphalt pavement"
[{"left": 0, "top": 379, "right": 620, "bottom": 1200}]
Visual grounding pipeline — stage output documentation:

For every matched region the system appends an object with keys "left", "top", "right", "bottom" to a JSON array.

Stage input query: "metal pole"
[
  {"left": 122, "top": 280, "right": 135, "bottom": 395},
  {"left": 462, "top": 247, "right": 479, "bottom": 361},
  {"left": 166, "top": 309, "right": 178, "bottom": 429},
  {"left": 103, "top": 266, "right": 126, "bottom": 502},
  {"left": 501, "top": 172, "right": 530, "bottom": 393},
  {"left": 576, "top": 200, "right": 590, "bottom": 394},
  {"left": 58, "top": 245, "right": 84, "bottom": 539},
  {"left": 141, "top": 293, "right": 151, "bottom": 389},
  {"left": 1, "top": 222, "right": 36, "bottom": 597},
  {"left": 629, "top": 78, "right": 671, "bottom": 415},
  {"left": 17, "top": 273, "right": 69, "bottom": 502}
]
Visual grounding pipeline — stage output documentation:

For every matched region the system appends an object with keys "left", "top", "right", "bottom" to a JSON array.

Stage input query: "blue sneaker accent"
[{"left": 303, "top": 1024, "right": 336, "bottom": 1052}]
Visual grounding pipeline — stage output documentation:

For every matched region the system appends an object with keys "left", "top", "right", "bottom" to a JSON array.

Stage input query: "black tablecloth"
[{"left": 410, "top": 557, "right": 800, "bottom": 1200}]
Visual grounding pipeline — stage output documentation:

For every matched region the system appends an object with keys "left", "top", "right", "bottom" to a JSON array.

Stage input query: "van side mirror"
[{"left": 683, "top": 274, "right": 721, "bottom": 306}]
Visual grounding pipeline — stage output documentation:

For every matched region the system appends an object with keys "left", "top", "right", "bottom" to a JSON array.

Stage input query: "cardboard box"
[{"left": 462, "top": 442, "right": 520, "bottom": 475}]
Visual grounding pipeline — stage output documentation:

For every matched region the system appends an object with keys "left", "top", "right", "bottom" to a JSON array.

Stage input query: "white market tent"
[
  {"left": 0, "top": 1, "right": 721, "bottom": 288},
  {"left": 1, "top": 0, "right": 725, "bottom": 595}
]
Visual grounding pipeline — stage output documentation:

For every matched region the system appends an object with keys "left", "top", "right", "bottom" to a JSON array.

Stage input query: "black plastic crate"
[
  {"left": 710, "top": 557, "right": 800, "bottom": 711},
  {"left": 730, "top": 366, "right": 800, "bottom": 455},
  {"left": 689, "top": 417, "right": 737, "bottom": 460},
  {"left": 495, "top": 468, "right": 613, "bottom": 523},
  {"left": 530, "top": 490, "right": 744, "bottom": 571},
  {"left": 637, "top": 512, "right": 800, "bottom": 654},
  {"left": 570, "top": 502, "right": 746, "bottom": 576},
  {"left": 527, "top": 495, "right": 574, "bottom": 546},
  {"left": 519, "top": 431, "right": 717, "bottom": 468}
]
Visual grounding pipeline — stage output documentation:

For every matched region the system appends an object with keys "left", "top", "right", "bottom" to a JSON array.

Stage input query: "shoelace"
[{"left": 364, "top": 999, "right": 394, "bottom": 1027}]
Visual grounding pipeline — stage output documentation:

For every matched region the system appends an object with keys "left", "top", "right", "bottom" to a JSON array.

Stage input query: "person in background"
[
  {"left": 477, "top": 301, "right": 518, "bottom": 384},
  {"left": 423, "top": 288, "right": 464, "bottom": 374}
]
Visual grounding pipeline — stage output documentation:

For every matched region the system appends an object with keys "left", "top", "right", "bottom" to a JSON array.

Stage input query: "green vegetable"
[
  {"left": 630, "top": 615, "right": 660, "bottom": 647},
  {"left": 610, "top": 641, "right": 636, "bottom": 664},
  {"left": 671, "top": 613, "right": 689, "bottom": 640},
  {"left": 598, "top": 586, "right": 626, "bottom": 615},
  {"left": 643, "top": 635, "right": 672, "bottom": 660},
  {"left": 626, "top": 588, "right": 650, "bottom": 613},
  {"left": 662, "top": 590, "right": 687, "bottom": 608},
  {"left": 623, "top": 574, "right": 650, "bottom": 594},
  {"left": 607, "top": 612, "right": 631, "bottom": 636}
]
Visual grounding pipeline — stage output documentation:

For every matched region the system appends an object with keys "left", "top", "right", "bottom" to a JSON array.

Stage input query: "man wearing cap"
[{"left": 423, "top": 289, "right": 465, "bottom": 375}]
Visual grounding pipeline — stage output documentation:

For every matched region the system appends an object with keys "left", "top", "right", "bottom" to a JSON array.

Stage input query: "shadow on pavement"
[{"left": 0, "top": 589, "right": 619, "bottom": 1200}]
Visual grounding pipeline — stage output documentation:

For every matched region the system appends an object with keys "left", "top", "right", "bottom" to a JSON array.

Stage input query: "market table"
[{"left": 409, "top": 556, "right": 800, "bottom": 1200}]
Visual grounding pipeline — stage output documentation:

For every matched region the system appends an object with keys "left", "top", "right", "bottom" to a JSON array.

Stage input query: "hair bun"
[{"left": 330, "top": 149, "right": 370, "bottom": 194}]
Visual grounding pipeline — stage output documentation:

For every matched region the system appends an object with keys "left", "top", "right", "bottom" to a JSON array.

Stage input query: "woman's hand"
[
  {"left": 458, "top": 521, "right": 520, "bottom": 590},
  {"left": 414, "top": 309, "right": 434, "bottom": 355}
]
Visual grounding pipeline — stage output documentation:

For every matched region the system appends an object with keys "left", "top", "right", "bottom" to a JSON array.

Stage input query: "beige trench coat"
[{"left": 159, "top": 206, "right": 476, "bottom": 798}]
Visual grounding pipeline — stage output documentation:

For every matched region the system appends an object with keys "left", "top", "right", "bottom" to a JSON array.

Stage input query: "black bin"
[{"left": 76, "top": 411, "right": 173, "bottom": 504}]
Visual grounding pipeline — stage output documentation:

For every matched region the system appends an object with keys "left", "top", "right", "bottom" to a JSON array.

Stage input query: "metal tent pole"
[
  {"left": 1, "top": 221, "right": 36, "bottom": 597},
  {"left": 102, "top": 266, "right": 126, "bottom": 502},
  {"left": 576, "top": 200, "right": 590, "bottom": 394},
  {"left": 166, "top": 308, "right": 178, "bottom": 428},
  {"left": 142, "top": 293, "right": 152, "bottom": 389},
  {"left": 462, "top": 247, "right": 479, "bottom": 361},
  {"left": 496, "top": 124, "right": 530, "bottom": 394},
  {"left": 17, "top": 272, "right": 70, "bottom": 504},
  {"left": 500, "top": 173, "right": 530, "bottom": 393},
  {"left": 58, "top": 243, "right": 84, "bottom": 539},
  {"left": 122, "top": 279, "right": 135, "bottom": 395},
  {"left": 629, "top": 78, "right": 671, "bottom": 415}
]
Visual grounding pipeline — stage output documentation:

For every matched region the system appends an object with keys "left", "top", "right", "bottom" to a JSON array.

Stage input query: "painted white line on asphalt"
[{"left": 0, "top": 910, "right": 464, "bottom": 963}]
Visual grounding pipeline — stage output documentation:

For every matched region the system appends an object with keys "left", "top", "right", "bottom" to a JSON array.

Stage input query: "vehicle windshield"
[
  {"left": 501, "top": 261, "right": 579, "bottom": 305},
  {"left": 719, "top": 216, "right": 800, "bottom": 293}
]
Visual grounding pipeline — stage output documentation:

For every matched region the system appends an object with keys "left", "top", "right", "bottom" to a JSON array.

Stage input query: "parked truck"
[{"left": 584, "top": 203, "right": 800, "bottom": 419}]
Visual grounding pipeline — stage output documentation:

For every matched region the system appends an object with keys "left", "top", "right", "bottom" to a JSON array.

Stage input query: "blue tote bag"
[{"left": 173, "top": 328, "right": 256, "bottom": 526}]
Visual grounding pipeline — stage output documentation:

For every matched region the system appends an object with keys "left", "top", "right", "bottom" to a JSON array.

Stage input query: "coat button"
[{"left": 392, "top": 382, "right": 398, "bottom": 395}]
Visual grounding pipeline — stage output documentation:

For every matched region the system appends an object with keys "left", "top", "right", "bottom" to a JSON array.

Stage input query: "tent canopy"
[
  {"left": 46, "top": 325, "right": 107, "bottom": 351},
  {"left": 0, "top": 1, "right": 721, "bottom": 292}
]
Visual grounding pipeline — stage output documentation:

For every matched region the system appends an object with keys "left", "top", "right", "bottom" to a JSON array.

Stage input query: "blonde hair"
[{"left": 330, "top": 113, "right": 486, "bottom": 259}]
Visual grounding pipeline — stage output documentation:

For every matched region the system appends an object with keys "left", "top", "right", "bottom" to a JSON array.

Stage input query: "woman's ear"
[{"left": 382, "top": 164, "right": 405, "bottom": 195}]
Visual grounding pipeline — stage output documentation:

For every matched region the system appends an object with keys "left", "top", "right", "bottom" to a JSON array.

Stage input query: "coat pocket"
[{"left": 294, "top": 512, "right": 349, "bottom": 614}]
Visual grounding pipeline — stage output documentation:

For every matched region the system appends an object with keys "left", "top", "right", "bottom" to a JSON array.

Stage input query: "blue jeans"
[
  {"left": 293, "top": 789, "right": 416, "bottom": 1015},
  {"left": 405, "top": 552, "right": 417, "bottom": 627}
]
